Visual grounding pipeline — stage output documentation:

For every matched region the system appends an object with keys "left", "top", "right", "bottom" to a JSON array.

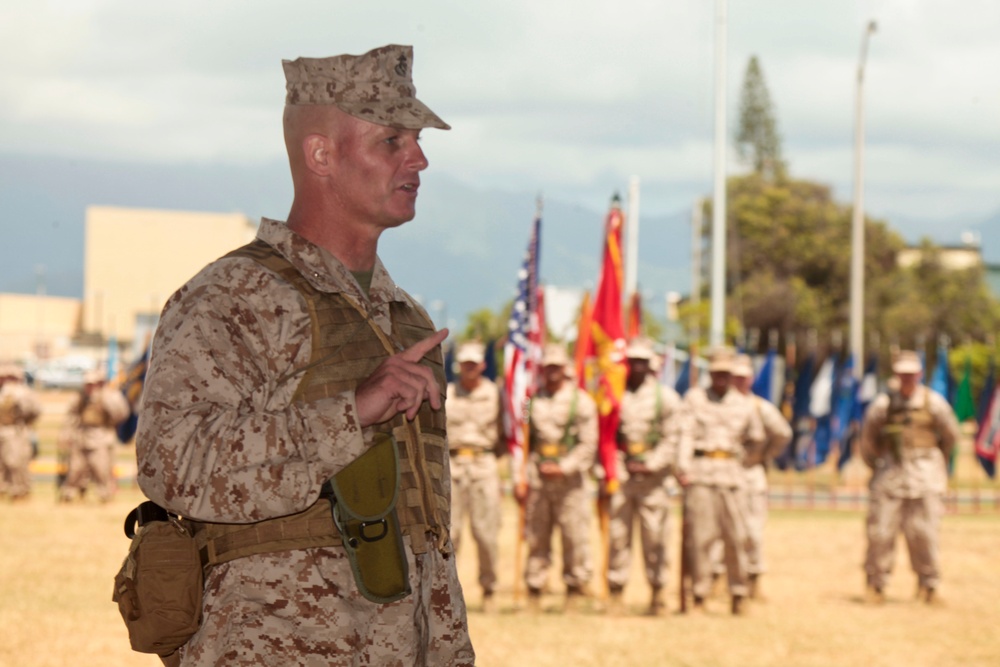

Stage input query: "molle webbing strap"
[
  {"left": 194, "top": 499, "right": 342, "bottom": 568},
  {"left": 223, "top": 239, "right": 450, "bottom": 555}
]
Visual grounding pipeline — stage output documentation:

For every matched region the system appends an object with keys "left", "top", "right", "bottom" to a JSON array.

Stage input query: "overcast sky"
[{"left": 2, "top": 0, "right": 998, "bottom": 230}]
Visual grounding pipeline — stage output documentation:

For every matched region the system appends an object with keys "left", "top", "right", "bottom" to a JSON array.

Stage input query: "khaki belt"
[
  {"left": 694, "top": 449, "right": 735, "bottom": 460},
  {"left": 450, "top": 447, "right": 486, "bottom": 458}
]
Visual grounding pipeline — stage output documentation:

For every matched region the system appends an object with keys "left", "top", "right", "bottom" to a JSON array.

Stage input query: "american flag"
[{"left": 503, "top": 214, "right": 542, "bottom": 471}]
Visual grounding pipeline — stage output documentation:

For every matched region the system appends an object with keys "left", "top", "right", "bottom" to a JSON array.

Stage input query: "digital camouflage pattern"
[
  {"left": 743, "top": 395, "right": 792, "bottom": 576},
  {"left": 136, "top": 219, "right": 473, "bottom": 666},
  {"left": 677, "top": 387, "right": 764, "bottom": 600},
  {"left": 283, "top": 44, "right": 450, "bottom": 130},
  {"left": 0, "top": 380, "right": 41, "bottom": 499},
  {"left": 860, "top": 384, "right": 960, "bottom": 593},
  {"left": 524, "top": 383, "right": 598, "bottom": 592},
  {"left": 446, "top": 378, "right": 503, "bottom": 595},
  {"left": 59, "top": 385, "right": 129, "bottom": 502},
  {"left": 607, "top": 376, "right": 681, "bottom": 592}
]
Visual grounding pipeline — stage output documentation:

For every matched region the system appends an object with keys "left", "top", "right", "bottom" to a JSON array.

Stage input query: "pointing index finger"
[{"left": 398, "top": 328, "right": 449, "bottom": 362}]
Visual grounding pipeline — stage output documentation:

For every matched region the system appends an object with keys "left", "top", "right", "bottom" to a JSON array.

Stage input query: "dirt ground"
[{"left": 2, "top": 389, "right": 997, "bottom": 666}]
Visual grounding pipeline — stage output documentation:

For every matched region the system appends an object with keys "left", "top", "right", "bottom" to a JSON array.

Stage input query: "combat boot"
[
  {"left": 919, "top": 585, "right": 942, "bottom": 606},
  {"left": 648, "top": 586, "right": 666, "bottom": 616},
  {"left": 748, "top": 574, "right": 764, "bottom": 601},
  {"left": 564, "top": 585, "right": 585, "bottom": 613},
  {"left": 689, "top": 595, "right": 707, "bottom": 614},
  {"left": 481, "top": 590, "right": 496, "bottom": 614},
  {"left": 731, "top": 595, "right": 746, "bottom": 616},
  {"left": 527, "top": 588, "right": 542, "bottom": 614},
  {"left": 865, "top": 585, "right": 885, "bottom": 605},
  {"left": 606, "top": 586, "right": 625, "bottom": 616}
]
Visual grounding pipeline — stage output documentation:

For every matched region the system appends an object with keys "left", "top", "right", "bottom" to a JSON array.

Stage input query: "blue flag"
[
  {"left": 115, "top": 347, "right": 149, "bottom": 444},
  {"left": 810, "top": 354, "right": 838, "bottom": 467},
  {"left": 483, "top": 339, "right": 497, "bottom": 381},
  {"left": 775, "top": 353, "right": 815, "bottom": 471},
  {"left": 444, "top": 341, "right": 456, "bottom": 385},
  {"left": 675, "top": 356, "right": 691, "bottom": 396},
  {"left": 752, "top": 349, "right": 776, "bottom": 402}
]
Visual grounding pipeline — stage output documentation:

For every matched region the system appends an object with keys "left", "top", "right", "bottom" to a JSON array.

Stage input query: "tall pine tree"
[{"left": 735, "top": 55, "right": 786, "bottom": 181}]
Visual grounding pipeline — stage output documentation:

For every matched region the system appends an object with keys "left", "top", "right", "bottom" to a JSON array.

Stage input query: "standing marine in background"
[
  {"left": 860, "top": 350, "right": 960, "bottom": 604},
  {"left": 606, "top": 337, "right": 682, "bottom": 616},
  {"left": 730, "top": 353, "right": 792, "bottom": 600},
  {"left": 0, "top": 364, "right": 42, "bottom": 502},
  {"left": 447, "top": 340, "right": 505, "bottom": 612},
  {"left": 519, "top": 342, "right": 598, "bottom": 613},
  {"left": 58, "top": 370, "right": 129, "bottom": 503},
  {"left": 675, "top": 347, "right": 764, "bottom": 615}
]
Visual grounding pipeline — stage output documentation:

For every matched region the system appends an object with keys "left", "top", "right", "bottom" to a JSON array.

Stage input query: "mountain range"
[{"left": 0, "top": 153, "right": 996, "bottom": 331}]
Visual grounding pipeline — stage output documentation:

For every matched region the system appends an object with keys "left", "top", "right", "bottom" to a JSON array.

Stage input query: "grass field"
[
  {"left": 1, "top": 484, "right": 998, "bottom": 667},
  {"left": 2, "top": 390, "right": 998, "bottom": 666}
]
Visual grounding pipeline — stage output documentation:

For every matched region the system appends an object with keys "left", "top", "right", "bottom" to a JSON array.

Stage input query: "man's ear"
[{"left": 302, "top": 134, "right": 333, "bottom": 176}]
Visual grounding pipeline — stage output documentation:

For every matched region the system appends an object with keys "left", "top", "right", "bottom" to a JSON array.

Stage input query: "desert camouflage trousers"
[
  {"left": 0, "top": 428, "right": 32, "bottom": 498},
  {"left": 179, "top": 537, "right": 475, "bottom": 666},
  {"left": 865, "top": 487, "right": 943, "bottom": 590},
  {"left": 449, "top": 454, "right": 501, "bottom": 594},
  {"left": 607, "top": 474, "right": 672, "bottom": 591},
  {"left": 684, "top": 484, "right": 750, "bottom": 598},
  {"left": 60, "top": 444, "right": 114, "bottom": 502},
  {"left": 524, "top": 473, "right": 593, "bottom": 591}
]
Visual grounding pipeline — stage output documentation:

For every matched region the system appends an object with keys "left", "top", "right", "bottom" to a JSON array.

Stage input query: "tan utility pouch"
[
  {"left": 329, "top": 432, "right": 411, "bottom": 604},
  {"left": 112, "top": 502, "right": 202, "bottom": 664}
]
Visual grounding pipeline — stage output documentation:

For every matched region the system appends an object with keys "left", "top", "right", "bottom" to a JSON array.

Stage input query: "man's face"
[
  {"left": 898, "top": 372, "right": 920, "bottom": 397},
  {"left": 458, "top": 360, "right": 483, "bottom": 385},
  {"left": 543, "top": 363, "right": 566, "bottom": 388},
  {"left": 732, "top": 375, "right": 752, "bottom": 394},
  {"left": 627, "top": 358, "right": 650, "bottom": 388},
  {"left": 710, "top": 370, "right": 731, "bottom": 395},
  {"left": 328, "top": 116, "right": 429, "bottom": 229}
]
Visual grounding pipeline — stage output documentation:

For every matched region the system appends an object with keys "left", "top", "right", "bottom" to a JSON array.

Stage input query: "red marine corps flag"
[{"left": 584, "top": 194, "right": 628, "bottom": 495}]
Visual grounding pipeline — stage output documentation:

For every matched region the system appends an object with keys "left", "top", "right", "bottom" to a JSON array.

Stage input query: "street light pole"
[
  {"left": 849, "top": 20, "right": 877, "bottom": 380},
  {"left": 710, "top": 0, "right": 728, "bottom": 348}
]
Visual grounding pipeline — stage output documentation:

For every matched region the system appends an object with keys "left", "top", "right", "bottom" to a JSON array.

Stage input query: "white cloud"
[{"left": 0, "top": 0, "right": 997, "bottom": 222}]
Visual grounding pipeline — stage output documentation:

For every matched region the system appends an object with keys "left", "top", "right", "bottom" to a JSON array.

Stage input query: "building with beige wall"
[
  {"left": 83, "top": 206, "right": 257, "bottom": 348},
  {"left": 0, "top": 293, "right": 82, "bottom": 362},
  {"left": 0, "top": 206, "right": 257, "bottom": 367}
]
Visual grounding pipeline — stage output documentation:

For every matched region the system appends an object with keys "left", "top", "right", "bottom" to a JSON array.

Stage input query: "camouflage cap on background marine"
[
  {"left": 541, "top": 343, "right": 570, "bottom": 368},
  {"left": 283, "top": 44, "right": 450, "bottom": 130},
  {"left": 456, "top": 341, "right": 485, "bottom": 364},
  {"left": 624, "top": 337, "right": 656, "bottom": 361},
  {"left": 892, "top": 350, "right": 923, "bottom": 375},
  {"left": 708, "top": 346, "right": 736, "bottom": 373},
  {"left": 731, "top": 353, "right": 754, "bottom": 378}
]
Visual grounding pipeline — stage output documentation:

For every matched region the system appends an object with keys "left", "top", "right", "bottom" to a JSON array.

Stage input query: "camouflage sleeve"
[
  {"left": 674, "top": 394, "right": 697, "bottom": 477},
  {"left": 759, "top": 399, "right": 792, "bottom": 462},
  {"left": 101, "top": 386, "right": 132, "bottom": 425},
  {"left": 645, "top": 387, "right": 682, "bottom": 474},
  {"left": 859, "top": 394, "right": 889, "bottom": 468},
  {"left": 136, "top": 259, "right": 364, "bottom": 523},
  {"left": 560, "top": 390, "right": 598, "bottom": 476},
  {"left": 929, "top": 390, "right": 961, "bottom": 458}
]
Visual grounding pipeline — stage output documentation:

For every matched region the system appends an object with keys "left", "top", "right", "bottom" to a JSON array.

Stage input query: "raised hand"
[{"left": 355, "top": 328, "right": 449, "bottom": 427}]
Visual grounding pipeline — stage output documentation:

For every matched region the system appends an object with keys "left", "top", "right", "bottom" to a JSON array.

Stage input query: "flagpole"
[
  {"left": 849, "top": 21, "right": 877, "bottom": 380},
  {"left": 709, "top": 0, "right": 728, "bottom": 348},
  {"left": 625, "top": 175, "right": 640, "bottom": 316}
]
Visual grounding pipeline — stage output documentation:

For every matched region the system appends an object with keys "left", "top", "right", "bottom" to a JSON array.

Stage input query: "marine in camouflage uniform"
[
  {"left": 0, "top": 364, "right": 41, "bottom": 501},
  {"left": 58, "top": 371, "right": 129, "bottom": 503},
  {"left": 676, "top": 347, "right": 764, "bottom": 615},
  {"left": 521, "top": 343, "right": 598, "bottom": 612},
  {"left": 446, "top": 341, "right": 504, "bottom": 611},
  {"left": 135, "top": 45, "right": 474, "bottom": 666},
  {"left": 730, "top": 353, "right": 791, "bottom": 600},
  {"left": 606, "top": 338, "right": 681, "bottom": 616},
  {"left": 860, "top": 350, "right": 960, "bottom": 605}
]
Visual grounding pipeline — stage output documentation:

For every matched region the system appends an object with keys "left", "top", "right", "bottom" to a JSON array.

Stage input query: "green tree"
[{"left": 735, "top": 56, "right": 786, "bottom": 181}]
